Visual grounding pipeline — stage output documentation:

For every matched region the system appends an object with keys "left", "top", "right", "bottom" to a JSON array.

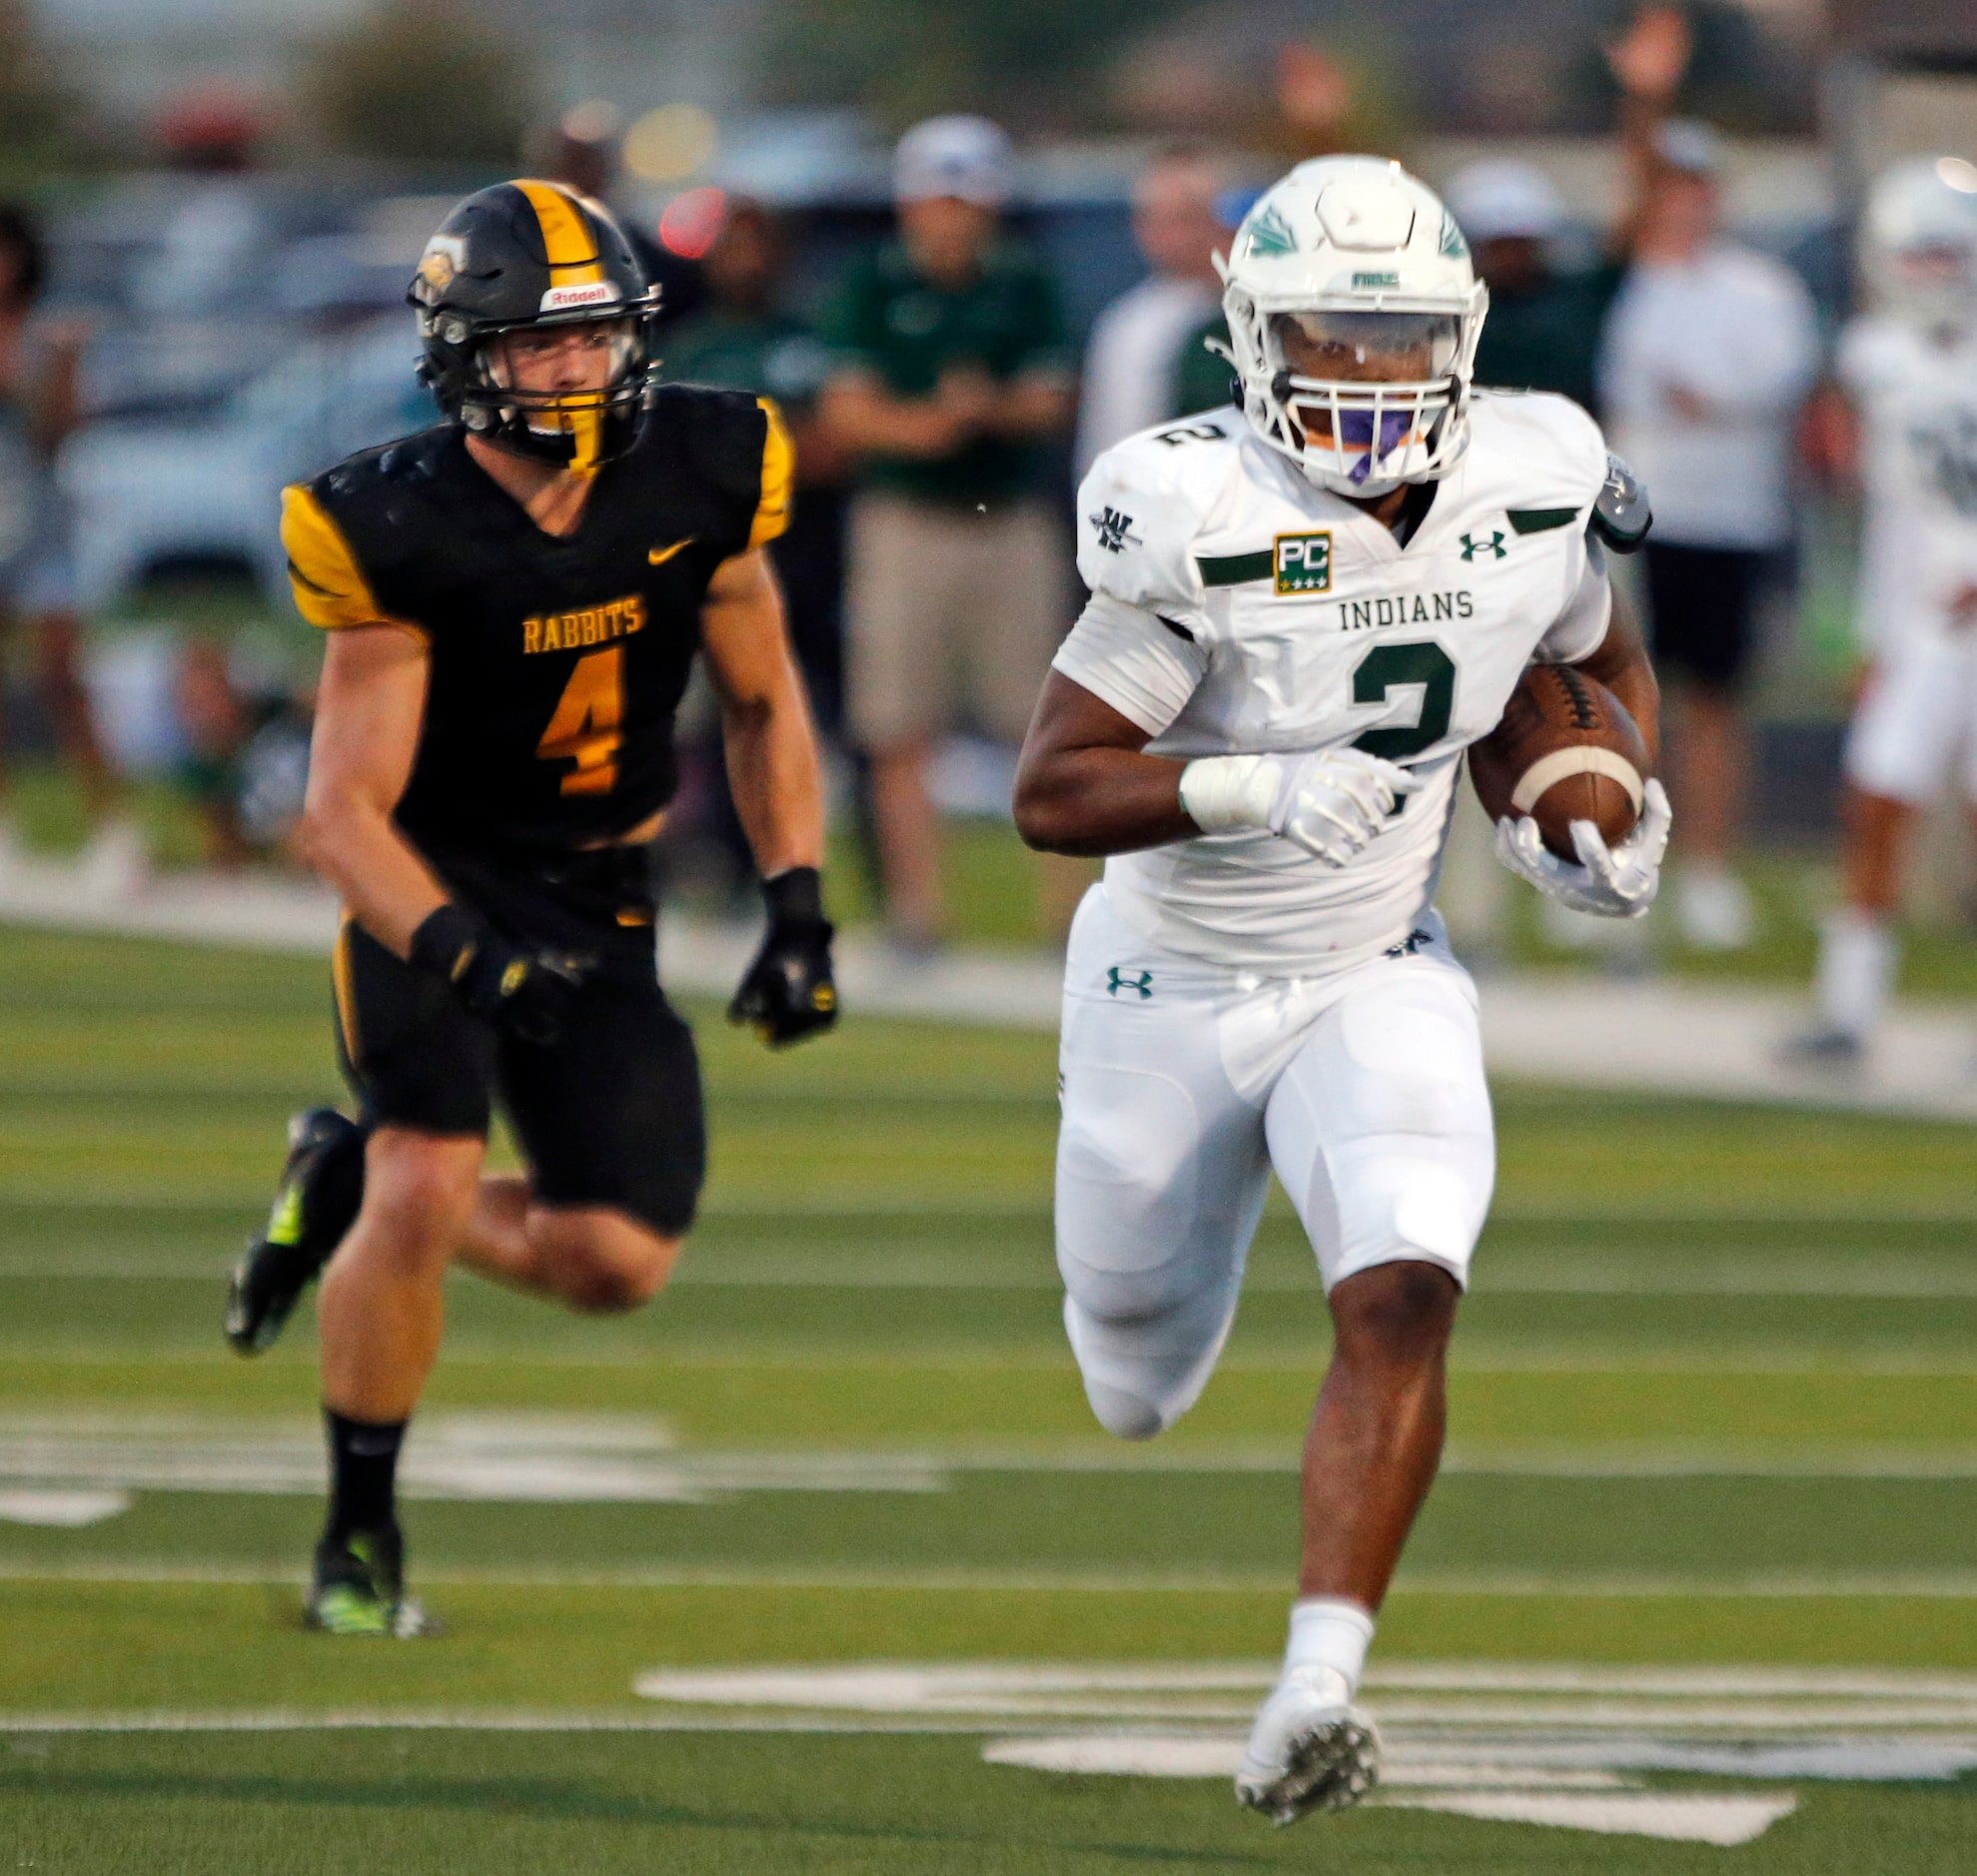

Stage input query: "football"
[{"left": 1469, "top": 663, "right": 1650, "bottom": 860}]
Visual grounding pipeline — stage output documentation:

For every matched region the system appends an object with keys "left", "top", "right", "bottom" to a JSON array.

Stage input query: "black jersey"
[{"left": 281, "top": 385, "right": 791, "bottom": 854}]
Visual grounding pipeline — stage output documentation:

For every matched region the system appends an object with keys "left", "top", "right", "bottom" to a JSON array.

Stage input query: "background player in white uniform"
[
  {"left": 1796, "top": 158, "right": 1977, "bottom": 1064},
  {"left": 1014, "top": 156, "right": 1669, "bottom": 1825}
]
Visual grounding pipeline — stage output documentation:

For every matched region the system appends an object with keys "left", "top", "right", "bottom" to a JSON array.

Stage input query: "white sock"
[
  {"left": 1815, "top": 908, "right": 1896, "bottom": 1039},
  {"left": 1283, "top": 1597, "right": 1375, "bottom": 1699}
]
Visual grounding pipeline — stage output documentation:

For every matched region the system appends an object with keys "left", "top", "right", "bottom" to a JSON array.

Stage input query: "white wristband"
[{"left": 1179, "top": 755, "right": 1280, "bottom": 832}]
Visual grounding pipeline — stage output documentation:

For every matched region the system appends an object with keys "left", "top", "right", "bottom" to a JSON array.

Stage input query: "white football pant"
[
  {"left": 1845, "top": 636, "right": 1977, "bottom": 806},
  {"left": 1056, "top": 886, "right": 1494, "bottom": 1441}
]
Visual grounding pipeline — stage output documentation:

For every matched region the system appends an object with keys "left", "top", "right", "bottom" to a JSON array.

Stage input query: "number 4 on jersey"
[{"left": 536, "top": 645, "right": 623, "bottom": 794}]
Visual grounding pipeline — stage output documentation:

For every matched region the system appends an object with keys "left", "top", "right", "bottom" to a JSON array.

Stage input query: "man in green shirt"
[{"left": 819, "top": 115, "right": 1074, "bottom": 950}]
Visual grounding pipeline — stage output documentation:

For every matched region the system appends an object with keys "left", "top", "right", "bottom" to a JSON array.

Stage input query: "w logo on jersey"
[
  {"left": 1090, "top": 505, "right": 1143, "bottom": 553},
  {"left": 1106, "top": 967, "right": 1154, "bottom": 999},
  {"left": 1461, "top": 530, "right": 1507, "bottom": 561}
]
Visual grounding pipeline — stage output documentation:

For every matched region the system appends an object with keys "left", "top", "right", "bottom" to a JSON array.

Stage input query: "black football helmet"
[{"left": 411, "top": 180, "right": 661, "bottom": 469}]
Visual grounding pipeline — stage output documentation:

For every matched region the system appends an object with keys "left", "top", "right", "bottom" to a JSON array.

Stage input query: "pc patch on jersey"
[{"left": 1274, "top": 530, "right": 1332, "bottom": 594}]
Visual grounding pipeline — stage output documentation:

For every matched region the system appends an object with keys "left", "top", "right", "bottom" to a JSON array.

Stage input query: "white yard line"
[
  {"left": 3, "top": 1558, "right": 1976, "bottom": 1597},
  {"left": 0, "top": 1413, "right": 1971, "bottom": 1488},
  {"left": 9, "top": 1254, "right": 1977, "bottom": 1303}
]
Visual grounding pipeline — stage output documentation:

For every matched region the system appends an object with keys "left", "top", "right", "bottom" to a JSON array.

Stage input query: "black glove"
[
  {"left": 728, "top": 866, "right": 837, "bottom": 1048},
  {"left": 410, "top": 903, "right": 590, "bottom": 1047}
]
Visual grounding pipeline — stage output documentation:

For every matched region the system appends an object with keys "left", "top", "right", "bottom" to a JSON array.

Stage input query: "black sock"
[{"left": 324, "top": 1408, "right": 407, "bottom": 1543}]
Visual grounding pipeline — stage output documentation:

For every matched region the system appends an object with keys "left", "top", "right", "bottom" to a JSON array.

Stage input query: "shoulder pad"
[
  {"left": 652, "top": 382, "right": 771, "bottom": 509},
  {"left": 1588, "top": 453, "right": 1651, "bottom": 553},
  {"left": 1076, "top": 424, "right": 1231, "bottom": 616}
]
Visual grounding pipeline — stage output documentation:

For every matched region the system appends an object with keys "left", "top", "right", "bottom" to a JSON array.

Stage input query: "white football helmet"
[
  {"left": 1859, "top": 156, "right": 1977, "bottom": 334},
  {"left": 1215, "top": 156, "right": 1487, "bottom": 498}
]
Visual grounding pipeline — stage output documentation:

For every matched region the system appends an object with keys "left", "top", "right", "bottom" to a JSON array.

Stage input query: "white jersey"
[
  {"left": 1839, "top": 315, "right": 1977, "bottom": 653},
  {"left": 1058, "top": 393, "right": 1616, "bottom": 973}
]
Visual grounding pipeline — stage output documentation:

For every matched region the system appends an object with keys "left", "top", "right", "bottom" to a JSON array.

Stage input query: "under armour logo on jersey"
[
  {"left": 1106, "top": 967, "right": 1154, "bottom": 999},
  {"left": 1460, "top": 530, "right": 1507, "bottom": 561},
  {"left": 1090, "top": 506, "right": 1142, "bottom": 553}
]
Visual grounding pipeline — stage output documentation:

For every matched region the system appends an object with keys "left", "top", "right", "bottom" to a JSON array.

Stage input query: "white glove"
[
  {"left": 1180, "top": 749, "right": 1421, "bottom": 867},
  {"left": 1493, "top": 777, "right": 1671, "bottom": 918}
]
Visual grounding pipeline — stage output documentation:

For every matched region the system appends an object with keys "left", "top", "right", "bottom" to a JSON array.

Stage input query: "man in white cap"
[
  {"left": 1599, "top": 117, "right": 1818, "bottom": 950},
  {"left": 819, "top": 115, "right": 1075, "bottom": 951}
]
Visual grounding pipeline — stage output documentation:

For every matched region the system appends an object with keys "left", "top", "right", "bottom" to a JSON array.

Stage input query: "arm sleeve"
[
  {"left": 1051, "top": 590, "right": 1207, "bottom": 737},
  {"left": 745, "top": 397, "right": 795, "bottom": 549},
  {"left": 281, "top": 483, "right": 406, "bottom": 631},
  {"left": 1533, "top": 536, "right": 1614, "bottom": 665}
]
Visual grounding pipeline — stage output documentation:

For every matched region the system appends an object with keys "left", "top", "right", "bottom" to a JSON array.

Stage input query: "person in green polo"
[
  {"left": 818, "top": 115, "right": 1074, "bottom": 952},
  {"left": 659, "top": 198, "right": 854, "bottom": 901}
]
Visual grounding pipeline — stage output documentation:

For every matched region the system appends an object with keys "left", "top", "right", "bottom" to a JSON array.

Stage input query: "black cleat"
[
  {"left": 306, "top": 1523, "right": 439, "bottom": 1638},
  {"left": 225, "top": 1108, "right": 367, "bottom": 1355}
]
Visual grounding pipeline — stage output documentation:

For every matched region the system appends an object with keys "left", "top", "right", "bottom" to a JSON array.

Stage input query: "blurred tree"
[
  {"left": 762, "top": 0, "right": 1198, "bottom": 129},
  {"left": 303, "top": 0, "right": 533, "bottom": 165},
  {"left": 0, "top": 0, "right": 82, "bottom": 185}
]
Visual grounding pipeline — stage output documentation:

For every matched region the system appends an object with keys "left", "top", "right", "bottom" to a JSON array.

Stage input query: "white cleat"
[{"left": 1234, "top": 1665, "right": 1381, "bottom": 1825}]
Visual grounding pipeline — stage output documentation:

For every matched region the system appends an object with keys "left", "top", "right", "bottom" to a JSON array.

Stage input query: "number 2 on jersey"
[
  {"left": 1349, "top": 640, "right": 1456, "bottom": 761},
  {"left": 536, "top": 645, "right": 622, "bottom": 794}
]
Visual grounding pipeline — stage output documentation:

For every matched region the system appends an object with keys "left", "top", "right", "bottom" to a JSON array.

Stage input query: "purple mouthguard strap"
[{"left": 1339, "top": 409, "right": 1418, "bottom": 484}]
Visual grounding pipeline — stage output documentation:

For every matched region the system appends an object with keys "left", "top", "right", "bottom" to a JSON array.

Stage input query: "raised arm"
[{"left": 296, "top": 623, "right": 451, "bottom": 957}]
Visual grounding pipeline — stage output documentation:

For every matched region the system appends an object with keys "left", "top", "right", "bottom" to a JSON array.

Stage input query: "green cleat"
[
  {"left": 306, "top": 1525, "right": 440, "bottom": 1638},
  {"left": 226, "top": 1108, "right": 367, "bottom": 1356}
]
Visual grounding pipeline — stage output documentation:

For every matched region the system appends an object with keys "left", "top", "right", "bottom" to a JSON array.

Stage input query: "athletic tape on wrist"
[{"left": 1179, "top": 755, "right": 1280, "bottom": 832}]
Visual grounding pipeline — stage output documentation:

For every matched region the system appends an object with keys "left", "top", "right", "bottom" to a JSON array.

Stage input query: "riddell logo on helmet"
[{"left": 539, "top": 282, "right": 622, "bottom": 313}]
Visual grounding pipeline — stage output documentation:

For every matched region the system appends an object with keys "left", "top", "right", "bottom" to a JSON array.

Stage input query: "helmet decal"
[
  {"left": 414, "top": 236, "right": 466, "bottom": 301},
  {"left": 1243, "top": 204, "right": 1298, "bottom": 258}
]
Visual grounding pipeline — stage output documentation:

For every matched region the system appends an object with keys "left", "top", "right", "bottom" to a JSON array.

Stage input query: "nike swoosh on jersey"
[{"left": 647, "top": 536, "right": 696, "bottom": 565}]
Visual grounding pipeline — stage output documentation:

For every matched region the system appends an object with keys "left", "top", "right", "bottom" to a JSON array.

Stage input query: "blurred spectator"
[
  {"left": 658, "top": 197, "right": 852, "bottom": 900},
  {"left": 1076, "top": 147, "right": 1238, "bottom": 474},
  {"left": 1791, "top": 158, "right": 1977, "bottom": 1065},
  {"left": 819, "top": 116, "right": 1074, "bottom": 951},
  {"left": 156, "top": 86, "right": 264, "bottom": 174},
  {"left": 1449, "top": 7, "right": 1690, "bottom": 418},
  {"left": 0, "top": 206, "right": 147, "bottom": 896},
  {"left": 177, "top": 639, "right": 313, "bottom": 868},
  {"left": 1448, "top": 162, "right": 1621, "bottom": 417},
  {"left": 1599, "top": 119, "right": 1819, "bottom": 951},
  {"left": 1434, "top": 6, "right": 1684, "bottom": 964},
  {"left": 527, "top": 105, "right": 705, "bottom": 332}
]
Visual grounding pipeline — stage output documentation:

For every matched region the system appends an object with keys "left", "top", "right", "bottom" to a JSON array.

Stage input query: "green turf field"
[{"left": 0, "top": 922, "right": 1970, "bottom": 1871}]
